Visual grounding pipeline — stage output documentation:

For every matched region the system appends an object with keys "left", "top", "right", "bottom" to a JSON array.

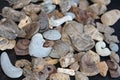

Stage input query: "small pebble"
[
  {"left": 57, "top": 68, "right": 75, "bottom": 76},
  {"left": 109, "top": 42, "right": 119, "bottom": 52},
  {"left": 43, "top": 30, "right": 61, "bottom": 40}
]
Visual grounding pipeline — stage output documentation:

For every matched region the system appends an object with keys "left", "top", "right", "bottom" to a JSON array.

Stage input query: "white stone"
[
  {"left": 1, "top": 52, "right": 23, "bottom": 78},
  {"left": 57, "top": 68, "right": 75, "bottom": 76},
  {"left": 29, "top": 33, "right": 52, "bottom": 57},
  {"left": 43, "top": 30, "right": 61, "bottom": 40},
  {"left": 109, "top": 42, "right": 119, "bottom": 52}
]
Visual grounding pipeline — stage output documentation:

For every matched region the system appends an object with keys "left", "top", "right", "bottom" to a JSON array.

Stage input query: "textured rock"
[
  {"left": 96, "top": 22, "right": 115, "bottom": 34},
  {"left": 0, "top": 18, "right": 25, "bottom": 39},
  {"left": 14, "top": 39, "right": 30, "bottom": 55},
  {"left": 110, "top": 51, "right": 120, "bottom": 63},
  {"left": 88, "top": 3, "right": 107, "bottom": 15},
  {"left": 97, "top": 61, "right": 108, "bottom": 77},
  {"left": 23, "top": 22, "right": 40, "bottom": 39},
  {"left": 104, "top": 34, "right": 119, "bottom": 44},
  {"left": 43, "top": 30, "right": 61, "bottom": 40},
  {"left": 106, "top": 60, "right": 120, "bottom": 78},
  {"left": 29, "top": 33, "right": 52, "bottom": 57},
  {"left": 69, "top": 62, "right": 79, "bottom": 71},
  {"left": 80, "top": 50, "right": 100, "bottom": 76},
  {"left": 84, "top": 24, "right": 103, "bottom": 41},
  {"left": 49, "top": 40, "right": 71, "bottom": 58},
  {"left": 49, "top": 73, "right": 70, "bottom": 80},
  {"left": 59, "top": 53, "right": 75, "bottom": 67},
  {"left": 38, "top": 12, "right": 49, "bottom": 33},
  {"left": 101, "top": 9, "right": 120, "bottom": 26},
  {"left": 60, "top": 0, "right": 72, "bottom": 13},
  {"left": 75, "top": 71, "right": 89, "bottom": 80},
  {"left": 0, "top": 37, "right": 16, "bottom": 50},
  {"left": 62, "top": 21, "right": 95, "bottom": 51}
]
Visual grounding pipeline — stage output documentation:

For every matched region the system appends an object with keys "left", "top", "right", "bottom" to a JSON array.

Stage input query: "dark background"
[{"left": 0, "top": 0, "right": 120, "bottom": 80}]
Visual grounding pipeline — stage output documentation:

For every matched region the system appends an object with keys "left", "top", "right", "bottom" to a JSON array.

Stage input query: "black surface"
[{"left": 0, "top": 0, "right": 120, "bottom": 80}]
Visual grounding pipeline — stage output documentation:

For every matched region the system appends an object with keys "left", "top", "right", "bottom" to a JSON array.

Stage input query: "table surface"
[{"left": 0, "top": 0, "right": 120, "bottom": 80}]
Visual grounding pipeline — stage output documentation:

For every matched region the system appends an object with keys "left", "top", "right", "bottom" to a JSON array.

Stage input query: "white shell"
[
  {"left": 109, "top": 42, "right": 119, "bottom": 52},
  {"left": 29, "top": 33, "right": 52, "bottom": 57},
  {"left": 57, "top": 68, "right": 75, "bottom": 76},
  {"left": 0, "top": 52, "right": 23, "bottom": 78},
  {"left": 95, "top": 41, "right": 111, "bottom": 56},
  {"left": 43, "top": 30, "right": 61, "bottom": 40}
]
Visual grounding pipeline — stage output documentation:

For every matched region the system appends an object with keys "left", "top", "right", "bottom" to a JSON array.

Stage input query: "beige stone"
[
  {"left": 57, "top": 68, "right": 75, "bottom": 76},
  {"left": 97, "top": 61, "right": 108, "bottom": 77},
  {"left": 49, "top": 73, "right": 70, "bottom": 80},
  {"left": 101, "top": 9, "right": 120, "bottom": 26}
]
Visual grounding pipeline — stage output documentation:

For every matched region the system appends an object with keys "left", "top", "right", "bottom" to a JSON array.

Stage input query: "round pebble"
[
  {"left": 43, "top": 30, "right": 61, "bottom": 40},
  {"left": 109, "top": 42, "right": 119, "bottom": 52}
]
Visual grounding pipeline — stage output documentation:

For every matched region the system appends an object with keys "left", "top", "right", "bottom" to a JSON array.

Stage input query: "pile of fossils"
[{"left": 0, "top": 0, "right": 120, "bottom": 80}]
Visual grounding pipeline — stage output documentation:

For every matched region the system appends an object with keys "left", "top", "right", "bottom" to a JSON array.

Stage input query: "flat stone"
[
  {"left": 109, "top": 42, "right": 119, "bottom": 52},
  {"left": 43, "top": 30, "right": 61, "bottom": 40}
]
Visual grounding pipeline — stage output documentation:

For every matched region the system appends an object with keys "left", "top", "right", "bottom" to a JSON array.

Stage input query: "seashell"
[
  {"left": 48, "top": 10, "right": 64, "bottom": 19},
  {"left": 23, "top": 3, "right": 41, "bottom": 15},
  {"left": 75, "top": 71, "right": 89, "bottom": 80},
  {"left": 15, "top": 59, "right": 32, "bottom": 68},
  {"left": 62, "top": 21, "right": 83, "bottom": 44},
  {"left": 59, "top": 0, "right": 72, "bottom": 13},
  {"left": 96, "top": 22, "right": 115, "bottom": 34},
  {"left": 95, "top": 41, "right": 111, "bottom": 56},
  {"left": 49, "top": 40, "right": 71, "bottom": 58},
  {"left": 69, "top": 62, "right": 79, "bottom": 71},
  {"left": 97, "top": 61, "right": 108, "bottom": 77},
  {"left": 49, "top": 73, "right": 70, "bottom": 80},
  {"left": 79, "top": 0, "right": 89, "bottom": 10},
  {"left": 32, "top": 58, "right": 46, "bottom": 72},
  {"left": 43, "top": 40, "right": 55, "bottom": 47},
  {"left": 80, "top": 50, "right": 100, "bottom": 76},
  {"left": 2, "top": 7, "right": 26, "bottom": 22},
  {"left": 12, "top": 0, "right": 31, "bottom": 9},
  {"left": 88, "top": 3, "right": 107, "bottom": 15},
  {"left": 110, "top": 51, "right": 120, "bottom": 63},
  {"left": 101, "top": 9, "right": 120, "bottom": 26},
  {"left": 71, "top": 6, "right": 95, "bottom": 24},
  {"left": 59, "top": 52, "right": 75, "bottom": 68},
  {"left": 49, "top": 12, "right": 75, "bottom": 27},
  {"left": 14, "top": 39, "right": 30, "bottom": 55},
  {"left": 91, "top": 0, "right": 111, "bottom": 5},
  {"left": 0, "top": 52, "right": 23, "bottom": 78},
  {"left": 0, "top": 18, "right": 22, "bottom": 39},
  {"left": 38, "top": 12, "right": 49, "bottom": 33},
  {"left": 23, "top": 22, "right": 40, "bottom": 39},
  {"left": 57, "top": 68, "right": 75, "bottom": 76},
  {"left": 41, "top": 3, "right": 56, "bottom": 14},
  {"left": 62, "top": 21, "right": 95, "bottom": 51},
  {"left": 106, "top": 60, "right": 120, "bottom": 78},
  {"left": 18, "top": 16, "right": 32, "bottom": 29},
  {"left": 104, "top": 34, "right": 119, "bottom": 44},
  {"left": 109, "top": 42, "right": 119, "bottom": 52},
  {"left": 84, "top": 24, "right": 103, "bottom": 41},
  {"left": 0, "top": 37, "right": 16, "bottom": 50},
  {"left": 29, "top": 33, "right": 52, "bottom": 57},
  {"left": 43, "top": 30, "right": 61, "bottom": 40},
  {"left": 74, "top": 52, "right": 86, "bottom": 62},
  {"left": 45, "top": 57, "right": 58, "bottom": 65}
]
